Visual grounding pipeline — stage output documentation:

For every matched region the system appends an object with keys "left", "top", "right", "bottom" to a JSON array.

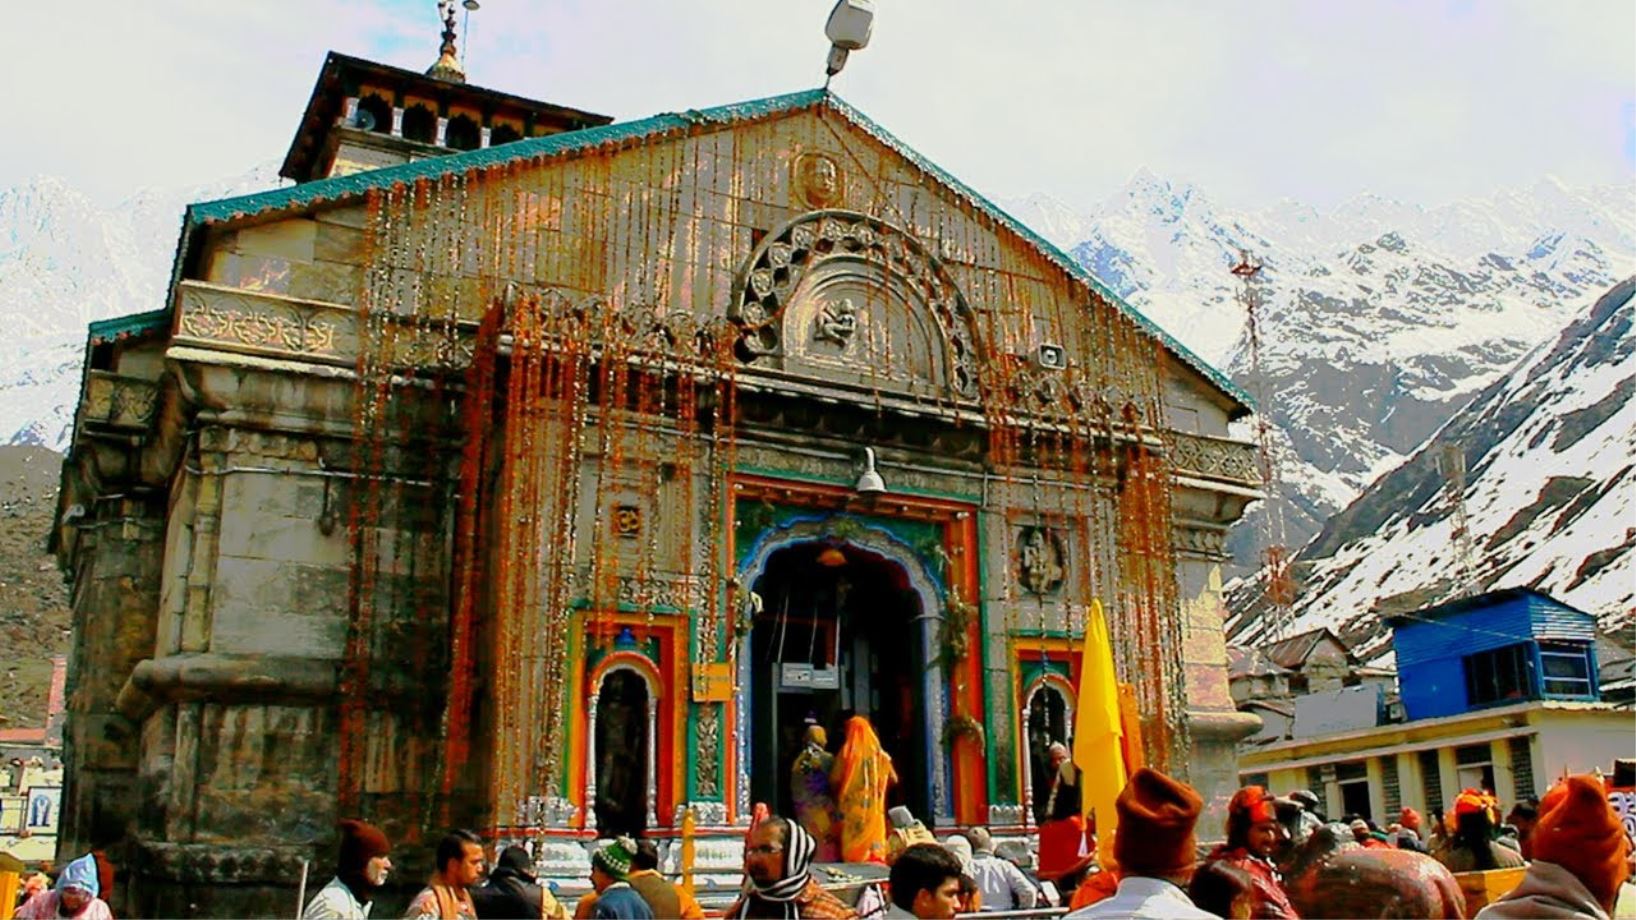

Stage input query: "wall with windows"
[
  {"left": 1392, "top": 590, "right": 1599, "bottom": 720},
  {"left": 1241, "top": 705, "right": 1629, "bottom": 827}
]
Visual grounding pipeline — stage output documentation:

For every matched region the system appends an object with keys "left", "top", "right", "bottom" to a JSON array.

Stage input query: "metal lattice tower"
[
  {"left": 1232, "top": 250, "right": 1295, "bottom": 640},
  {"left": 1437, "top": 443, "right": 1479, "bottom": 598}
]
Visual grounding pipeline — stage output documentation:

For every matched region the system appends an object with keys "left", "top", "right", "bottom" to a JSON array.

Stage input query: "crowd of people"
[{"left": 11, "top": 757, "right": 1631, "bottom": 919}]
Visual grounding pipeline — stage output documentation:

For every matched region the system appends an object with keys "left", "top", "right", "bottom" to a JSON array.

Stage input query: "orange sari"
[{"left": 830, "top": 716, "right": 897, "bottom": 863}]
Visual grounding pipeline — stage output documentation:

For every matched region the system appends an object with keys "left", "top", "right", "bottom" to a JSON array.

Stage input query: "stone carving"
[
  {"left": 1169, "top": 432, "right": 1259, "bottom": 485},
  {"left": 1017, "top": 527, "right": 1065, "bottom": 595},
  {"left": 813, "top": 297, "right": 859, "bottom": 346},
  {"left": 695, "top": 705, "right": 721, "bottom": 797},
  {"left": 179, "top": 287, "right": 341, "bottom": 356},
  {"left": 793, "top": 152, "right": 842, "bottom": 208},
  {"left": 672, "top": 801, "right": 729, "bottom": 827},
  {"left": 987, "top": 803, "right": 1026, "bottom": 826},
  {"left": 730, "top": 210, "right": 980, "bottom": 400},
  {"left": 521, "top": 794, "right": 580, "bottom": 828},
  {"left": 568, "top": 571, "right": 707, "bottom": 611},
  {"left": 82, "top": 372, "right": 158, "bottom": 431}
]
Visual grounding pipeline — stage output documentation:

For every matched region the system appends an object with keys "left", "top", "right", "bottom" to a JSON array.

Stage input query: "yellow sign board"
[{"left": 691, "top": 663, "right": 734, "bottom": 702}]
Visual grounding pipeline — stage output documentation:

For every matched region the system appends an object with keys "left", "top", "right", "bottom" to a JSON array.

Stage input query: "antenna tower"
[
  {"left": 1232, "top": 250, "right": 1295, "bottom": 640},
  {"left": 1437, "top": 443, "right": 1479, "bottom": 597}
]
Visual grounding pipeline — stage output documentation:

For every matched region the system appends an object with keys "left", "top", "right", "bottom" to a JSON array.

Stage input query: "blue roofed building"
[{"left": 1238, "top": 589, "right": 1631, "bottom": 825}]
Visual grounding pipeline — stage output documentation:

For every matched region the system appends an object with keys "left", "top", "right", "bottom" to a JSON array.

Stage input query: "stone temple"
[{"left": 51, "top": 43, "right": 1260, "bottom": 917}]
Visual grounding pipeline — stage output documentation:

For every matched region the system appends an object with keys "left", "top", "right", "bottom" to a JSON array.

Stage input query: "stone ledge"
[
  {"left": 117, "top": 653, "right": 339, "bottom": 721},
  {"left": 137, "top": 839, "right": 316, "bottom": 885},
  {"left": 1187, "top": 708, "right": 1263, "bottom": 744}
]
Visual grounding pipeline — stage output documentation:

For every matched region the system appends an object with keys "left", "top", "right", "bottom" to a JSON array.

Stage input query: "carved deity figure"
[
  {"left": 814, "top": 297, "right": 859, "bottom": 346},
  {"left": 1019, "top": 527, "right": 1064, "bottom": 595}
]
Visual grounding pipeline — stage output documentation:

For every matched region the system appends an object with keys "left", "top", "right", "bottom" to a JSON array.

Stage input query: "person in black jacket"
[{"left": 471, "top": 846, "right": 567, "bottom": 920}]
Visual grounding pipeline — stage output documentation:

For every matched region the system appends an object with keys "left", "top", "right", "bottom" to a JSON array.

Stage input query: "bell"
[
  {"left": 855, "top": 447, "right": 886, "bottom": 495},
  {"left": 816, "top": 546, "right": 848, "bottom": 568}
]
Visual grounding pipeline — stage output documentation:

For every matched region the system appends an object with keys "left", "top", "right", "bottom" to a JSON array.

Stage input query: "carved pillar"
[
  {"left": 390, "top": 106, "right": 405, "bottom": 137},
  {"left": 645, "top": 697, "right": 659, "bottom": 829},
  {"left": 583, "top": 693, "right": 599, "bottom": 832},
  {"left": 340, "top": 96, "right": 358, "bottom": 126}
]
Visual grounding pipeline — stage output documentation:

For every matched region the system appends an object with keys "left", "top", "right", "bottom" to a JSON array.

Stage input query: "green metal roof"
[
  {"left": 180, "top": 88, "right": 1250, "bottom": 413},
  {"left": 88, "top": 308, "right": 169, "bottom": 344}
]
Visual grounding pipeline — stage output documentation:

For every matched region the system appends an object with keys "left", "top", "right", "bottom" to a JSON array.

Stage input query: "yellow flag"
[{"left": 1073, "top": 598, "right": 1126, "bottom": 855}]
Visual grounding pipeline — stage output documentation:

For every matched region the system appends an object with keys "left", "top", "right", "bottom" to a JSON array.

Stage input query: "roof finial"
[{"left": 427, "top": 0, "right": 467, "bottom": 84}]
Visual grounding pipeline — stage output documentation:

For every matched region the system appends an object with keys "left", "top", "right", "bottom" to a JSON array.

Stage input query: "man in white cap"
[{"left": 15, "top": 854, "right": 113, "bottom": 920}]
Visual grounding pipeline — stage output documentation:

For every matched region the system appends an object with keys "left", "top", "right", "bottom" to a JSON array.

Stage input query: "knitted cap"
[
  {"left": 592, "top": 837, "right": 636, "bottom": 880},
  {"left": 1531, "top": 775, "right": 1633, "bottom": 912},
  {"left": 338, "top": 819, "right": 391, "bottom": 873},
  {"left": 1399, "top": 807, "right": 1422, "bottom": 831},
  {"left": 1114, "top": 768, "right": 1202, "bottom": 878},
  {"left": 1228, "top": 786, "right": 1279, "bottom": 826}
]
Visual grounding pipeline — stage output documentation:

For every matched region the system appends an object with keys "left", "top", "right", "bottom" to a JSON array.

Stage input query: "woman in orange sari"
[{"left": 830, "top": 715, "right": 897, "bottom": 863}]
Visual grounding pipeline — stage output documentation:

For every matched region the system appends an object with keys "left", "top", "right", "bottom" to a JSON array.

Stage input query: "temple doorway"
[
  {"left": 1026, "top": 684, "right": 1070, "bottom": 823},
  {"left": 592, "top": 669, "right": 650, "bottom": 837},
  {"left": 748, "top": 541, "right": 933, "bottom": 824}
]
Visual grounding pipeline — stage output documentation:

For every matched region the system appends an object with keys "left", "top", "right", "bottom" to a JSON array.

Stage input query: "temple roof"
[{"left": 173, "top": 88, "right": 1251, "bottom": 414}]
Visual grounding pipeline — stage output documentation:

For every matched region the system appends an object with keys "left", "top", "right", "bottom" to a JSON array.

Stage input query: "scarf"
[{"left": 736, "top": 821, "right": 818, "bottom": 920}]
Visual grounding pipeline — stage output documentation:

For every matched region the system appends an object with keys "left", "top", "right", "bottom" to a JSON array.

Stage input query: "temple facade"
[{"left": 53, "top": 49, "right": 1260, "bottom": 916}]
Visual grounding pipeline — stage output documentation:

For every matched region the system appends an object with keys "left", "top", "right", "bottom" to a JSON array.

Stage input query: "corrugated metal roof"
[{"left": 177, "top": 88, "right": 1250, "bottom": 411}]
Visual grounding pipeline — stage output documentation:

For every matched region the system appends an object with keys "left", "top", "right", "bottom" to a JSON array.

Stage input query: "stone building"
[{"left": 52, "top": 42, "right": 1260, "bottom": 916}]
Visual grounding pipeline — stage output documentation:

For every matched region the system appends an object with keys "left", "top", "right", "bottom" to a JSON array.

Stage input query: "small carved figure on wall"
[
  {"left": 814, "top": 297, "right": 859, "bottom": 346},
  {"left": 1018, "top": 526, "right": 1065, "bottom": 595}
]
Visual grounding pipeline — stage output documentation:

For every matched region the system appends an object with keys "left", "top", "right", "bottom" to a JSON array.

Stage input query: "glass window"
[
  {"left": 1464, "top": 643, "right": 1532, "bottom": 705},
  {"left": 1539, "top": 642, "right": 1593, "bottom": 697}
]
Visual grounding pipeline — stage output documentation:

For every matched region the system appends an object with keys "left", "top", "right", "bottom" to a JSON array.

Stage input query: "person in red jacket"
[{"left": 1202, "top": 786, "right": 1300, "bottom": 919}]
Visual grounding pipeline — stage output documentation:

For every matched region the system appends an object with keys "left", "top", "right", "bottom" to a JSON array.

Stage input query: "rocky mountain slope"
[
  {"left": 1227, "top": 278, "right": 1636, "bottom": 661},
  {"left": 0, "top": 445, "right": 71, "bottom": 728}
]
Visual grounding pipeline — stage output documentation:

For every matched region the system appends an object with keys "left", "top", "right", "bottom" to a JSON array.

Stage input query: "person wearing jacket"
[
  {"left": 1477, "top": 775, "right": 1633, "bottom": 920},
  {"left": 303, "top": 819, "right": 393, "bottom": 920},
  {"left": 471, "top": 846, "right": 567, "bottom": 920},
  {"left": 14, "top": 854, "right": 112, "bottom": 920},
  {"left": 1203, "top": 786, "right": 1299, "bottom": 919}
]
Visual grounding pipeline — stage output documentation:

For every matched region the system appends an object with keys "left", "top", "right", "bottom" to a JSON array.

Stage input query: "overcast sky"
[{"left": 6, "top": 1, "right": 1632, "bottom": 210}]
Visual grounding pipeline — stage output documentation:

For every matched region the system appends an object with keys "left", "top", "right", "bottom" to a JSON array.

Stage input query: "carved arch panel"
[{"left": 730, "top": 210, "right": 981, "bottom": 401}]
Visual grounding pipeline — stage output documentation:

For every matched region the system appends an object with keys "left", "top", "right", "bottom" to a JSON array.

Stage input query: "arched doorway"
[
  {"left": 1025, "top": 682, "right": 1070, "bottom": 824},
  {"left": 747, "top": 541, "right": 933, "bottom": 823},
  {"left": 592, "top": 668, "right": 651, "bottom": 837}
]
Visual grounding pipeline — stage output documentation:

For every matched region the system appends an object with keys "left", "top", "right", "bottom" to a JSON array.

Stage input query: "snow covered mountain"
[
  {"left": 1227, "top": 278, "right": 1636, "bottom": 661},
  {"left": 0, "top": 166, "right": 283, "bottom": 449},
  {"left": 1001, "top": 176, "right": 1636, "bottom": 569}
]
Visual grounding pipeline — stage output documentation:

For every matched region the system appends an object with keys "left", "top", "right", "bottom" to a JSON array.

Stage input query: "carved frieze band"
[
  {"left": 81, "top": 371, "right": 159, "bottom": 432},
  {"left": 1168, "top": 432, "right": 1259, "bottom": 486},
  {"left": 174, "top": 281, "right": 475, "bottom": 370}
]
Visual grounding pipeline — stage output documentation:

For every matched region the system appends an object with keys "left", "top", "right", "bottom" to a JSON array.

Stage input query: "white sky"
[{"left": 5, "top": 1, "right": 1633, "bottom": 210}]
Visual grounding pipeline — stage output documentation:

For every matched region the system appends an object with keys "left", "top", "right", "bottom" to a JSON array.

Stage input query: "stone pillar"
[
  {"left": 1491, "top": 738, "right": 1516, "bottom": 806},
  {"left": 1397, "top": 751, "right": 1425, "bottom": 819},
  {"left": 56, "top": 494, "right": 165, "bottom": 913},
  {"left": 1366, "top": 756, "right": 1387, "bottom": 822},
  {"left": 435, "top": 116, "right": 449, "bottom": 146},
  {"left": 1173, "top": 522, "right": 1260, "bottom": 836},
  {"left": 391, "top": 106, "right": 405, "bottom": 137}
]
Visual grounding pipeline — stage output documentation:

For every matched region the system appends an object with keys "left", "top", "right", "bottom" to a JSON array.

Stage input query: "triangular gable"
[{"left": 174, "top": 89, "right": 1249, "bottom": 414}]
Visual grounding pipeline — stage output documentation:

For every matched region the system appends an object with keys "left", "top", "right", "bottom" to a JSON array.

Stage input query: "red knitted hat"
[
  {"left": 1399, "top": 807, "right": 1422, "bottom": 831},
  {"left": 1530, "top": 775, "right": 1632, "bottom": 913},
  {"left": 338, "top": 819, "right": 391, "bottom": 873},
  {"left": 1114, "top": 768, "right": 1202, "bottom": 879}
]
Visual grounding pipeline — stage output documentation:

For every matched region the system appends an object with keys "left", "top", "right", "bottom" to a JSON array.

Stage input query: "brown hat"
[
  {"left": 338, "top": 819, "right": 391, "bottom": 873},
  {"left": 1531, "top": 775, "right": 1633, "bottom": 913},
  {"left": 1114, "top": 768, "right": 1202, "bottom": 879}
]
